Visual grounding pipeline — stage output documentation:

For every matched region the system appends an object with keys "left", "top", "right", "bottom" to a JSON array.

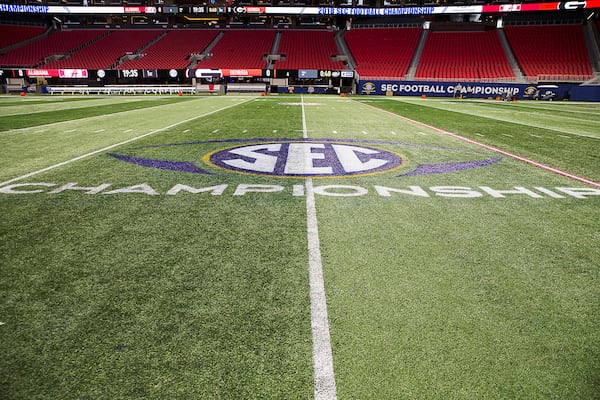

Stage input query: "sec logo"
[{"left": 206, "top": 141, "right": 406, "bottom": 177}]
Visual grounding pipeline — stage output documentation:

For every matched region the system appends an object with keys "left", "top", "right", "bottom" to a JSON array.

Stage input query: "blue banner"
[{"left": 358, "top": 80, "right": 582, "bottom": 101}]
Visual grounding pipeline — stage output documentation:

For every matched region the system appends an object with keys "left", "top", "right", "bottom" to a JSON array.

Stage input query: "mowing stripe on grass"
[
  {"left": 400, "top": 98, "right": 600, "bottom": 139},
  {"left": 0, "top": 98, "right": 255, "bottom": 187},
  {"left": 301, "top": 95, "right": 337, "bottom": 400},
  {"left": 358, "top": 100, "right": 600, "bottom": 189}
]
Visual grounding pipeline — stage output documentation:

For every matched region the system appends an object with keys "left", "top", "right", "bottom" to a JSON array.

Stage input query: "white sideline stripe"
[
  {"left": 0, "top": 98, "right": 255, "bottom": 187},
  {"left": 301, "top": 95, "right": 337, "bottom": 400},
  {"left": 3, "top": 98, "right": 208, "bottom": 135},
  {"left": 358, "top": 100, "right": 600, "bottom": 189}
]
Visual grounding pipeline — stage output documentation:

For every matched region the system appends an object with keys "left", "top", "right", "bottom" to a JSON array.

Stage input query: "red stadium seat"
[
  {"left": 415, "top": 30, "right": 514, "bottom": 81},
  {"left": 504, "top": 25, "right": 593, "bottom": 80},
  {"left": 344, "top": 27, "right": 421, "bottom": 79}
]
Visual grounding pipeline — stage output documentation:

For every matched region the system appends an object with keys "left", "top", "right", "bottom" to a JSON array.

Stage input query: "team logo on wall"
[
  {"left": 107, "top": 138, "right": 502, "bottom": 178},
  {"left": 361, "top": 82, "right": 376, "bottom": 95}
]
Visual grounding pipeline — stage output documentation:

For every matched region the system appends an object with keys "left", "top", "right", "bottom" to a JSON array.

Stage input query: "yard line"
[
  {"left": 0, "top": 98, "right": 255, "bottom": 187},
  {"left": 3, "top": 98, "right": 208, "bottom": 135},
  {"left": 396, "top": 98, "right": 599, "bottom": 139},
  {"left": 301, "top": 95, "right": 337, "bottom": 400},
  {"left": 357, "top": 99, "right": 600, "bottom": 189},
  {"left": 123, "top": 129, "right": 133, "bottom": 133}
]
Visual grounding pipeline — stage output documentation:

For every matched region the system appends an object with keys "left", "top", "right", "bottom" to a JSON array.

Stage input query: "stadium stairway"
[
  {"left": 583, "top": 19, "right": 600, "bottom": 73},
  {"left": 496, "top": 27, "right": 526, "bottom": 83},
  {"left": 405, "top": 28, "right": 429, "bottom": 80},
  {"left": 189, "top": 31, "right": 224, "bottom": 68},
  {"left": 335, "top": 29, "right": 356, "bottom": 71}
]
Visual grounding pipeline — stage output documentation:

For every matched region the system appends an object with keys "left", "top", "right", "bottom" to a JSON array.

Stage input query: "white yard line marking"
[
  {"left": 361, "top": 130, "right": 369, "bottom": 135},
  {"left": 357, "top": 100, "right": 600, "bottom": 189},
  {"left": 64, "top": 129, "right": 76, "bottom": 133},
  {"left": 94, "top": 129, "right": 105, "bottom": 133},
  {"left": 390, "top": 131, "right": 397, "bottom": 135},
  {"left": 301, "top": 95, "right": 337, "bottom": 400},
  {"left": 272, "top": 129, "right": 278, "bottom": 133},
  {"left": 183, "top": 129, "right": 191, "bottom": 133},
  {"left": 530, "top": 134, "right": 542, "bottom": 138},
  {"left": 123, "top": 129, "right": 133, "bottom": 133},
  {"left": 0, "top": 98, "right": 255, "bottom": 187},
  {"left": 4, "top": 99, "right": 207, "bottom": 135},
  {"left": 212, "top": 129, "right": 220, "bottom": 133},
  {"left": 475, "top": 133, "right": 485, "bottom": 137},
  {"left": 417, "top": 131, "right": 427, "bottom": 136},
  {"left": 557, "top": 135, "right": 570, "bottom": 139}
]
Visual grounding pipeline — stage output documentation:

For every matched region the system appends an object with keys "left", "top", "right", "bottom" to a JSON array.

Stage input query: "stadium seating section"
[
  {"left": 504, "top": 25, "right": 593, "bottom": 80},
  {"left": 275, "top": 30, "right": 344, "bottom": 70},
  {"left": 44, "top": 30, "right": 163, "bottom": 70},
  {"left": 195, "top": 30, "right": 275, "bottom": 69},
  {"left": 0, "top": 24, "right": 596, "bottom": 81},
  {"left": 0, "top": 29, "right": 104, "bottom": 67},
  {"left": 0, "top": 24, "right": 46, "bottom": 50},
  {"left": 415, "top": 30, "right": 514, "bottom": 81},
  {"left": 344, "top": 27, "right": 421, "bottom": 79},
  {"left": 121, "top": 30, "right": 218, "bottom": 70}
]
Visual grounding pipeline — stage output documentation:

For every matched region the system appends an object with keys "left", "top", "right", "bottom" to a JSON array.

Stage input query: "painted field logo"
[
  {"left": 206, "top": 142, "right": 405, "bottom": 177},
  {"left": 107, "top": 137, "right": 503, "bottom": 178}
]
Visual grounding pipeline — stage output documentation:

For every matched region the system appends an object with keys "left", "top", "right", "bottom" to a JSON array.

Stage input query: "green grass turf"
[
  {"left": 1, "top": 95, "right": 599, "bottom": 399},
  {"left": 0, "top": 97, "right": 198, "bottom": 131},
  {"left": 361, "top": 98, "right": 600, "bottom": 182}
]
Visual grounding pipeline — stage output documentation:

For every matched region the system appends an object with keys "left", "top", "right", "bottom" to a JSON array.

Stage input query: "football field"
[{"left": 1, "top": 94, "right": 599, "bottom": 399}]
